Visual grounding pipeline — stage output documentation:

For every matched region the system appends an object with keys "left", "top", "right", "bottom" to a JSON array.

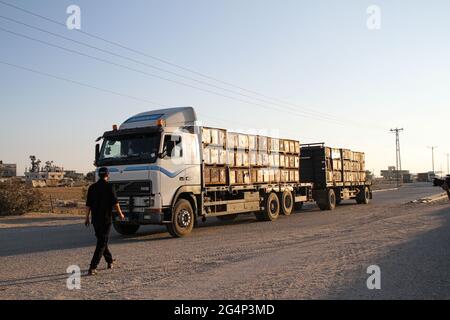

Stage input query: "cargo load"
[
  {"left": 202, "top": 127, "right": 300, "bottom": 186},
  {"left": 300, "top": 143, "right": 366, "bottom": 189}
]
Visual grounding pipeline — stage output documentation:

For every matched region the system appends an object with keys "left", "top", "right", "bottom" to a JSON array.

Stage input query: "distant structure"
[
  {"left": 25, "top": 156, "right": 65, "bottom": 187},
  {"left": 64, "top": 170, "right": 85, "bottom": 181},
  {"left": 0, "top": 160, "right": 17, "bottom": 178},
  {"left": 417, "top": 172, "right": 436, "bottom": 182},
  {"left": 380, "top": 166, "right": 410, "bottom": 181}
]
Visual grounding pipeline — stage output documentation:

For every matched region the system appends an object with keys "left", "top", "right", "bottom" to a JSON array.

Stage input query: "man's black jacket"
[{"left": 86, "top": 179, "right": 118, "bottom": 225}]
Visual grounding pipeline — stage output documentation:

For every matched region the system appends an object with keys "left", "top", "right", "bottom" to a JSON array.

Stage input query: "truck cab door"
[{"left": 159, "top": 133, "right": 186, "bottom": 205}]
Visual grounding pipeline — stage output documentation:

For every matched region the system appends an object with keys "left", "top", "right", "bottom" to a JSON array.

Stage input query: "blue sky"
[{"left": 1, "top": 0, "right": 449, "bottom": 175}]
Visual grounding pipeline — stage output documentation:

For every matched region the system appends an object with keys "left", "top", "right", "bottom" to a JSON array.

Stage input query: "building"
[
  {"left": 417, "top": 172, "right": 436, "bottom": 182},
  {"left": 64, "top": 170, "right": 85, "bottom": 181},
  {"left": 24, "top": 156, "right": 65, "bottom": 186},
  {"left": 380, "top": 166, "right": 410, "bottom": 180},
  {"left": 0, "top": 161, "right": 17, "bottom": 177}
]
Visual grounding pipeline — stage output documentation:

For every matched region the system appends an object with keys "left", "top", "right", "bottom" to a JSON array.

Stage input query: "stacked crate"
[
  {"left": 202, "top": 127, "right": 301, "bottom": 186},
  {"left": 228, "top": 133, "right": 251, "bottom": 185},
  {"left": 341, "top": 149, "right": 366, "bottom": 183},
  {"left": 202, "top": 127, "right": 227, "bottom": 185},
  {"left": 279, "top": 139, "right": 300, "bottom": 183},
  {"left": 327, "top": 147, "right": 343, "bottom": 182}
]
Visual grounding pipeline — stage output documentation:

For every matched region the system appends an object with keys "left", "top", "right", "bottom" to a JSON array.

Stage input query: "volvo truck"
[{"left": 94, "top": 107, "right": 370, "bottom": 237}]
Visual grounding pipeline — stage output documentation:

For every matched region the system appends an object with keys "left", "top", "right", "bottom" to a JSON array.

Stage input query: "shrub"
[{"left": 0, "top": 180, "right": 43, "bottom": 216}]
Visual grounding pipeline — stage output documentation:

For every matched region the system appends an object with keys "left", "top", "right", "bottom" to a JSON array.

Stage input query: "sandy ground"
[{"left": 0, "top": 183, "right": 449, "bottom": 299}]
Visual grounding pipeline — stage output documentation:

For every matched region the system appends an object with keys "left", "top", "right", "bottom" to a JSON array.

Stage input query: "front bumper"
[{"left": 114, "top": 210, "right": 165, "bottom": 225}]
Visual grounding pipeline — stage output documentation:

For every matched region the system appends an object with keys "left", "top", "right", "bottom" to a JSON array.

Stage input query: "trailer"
[
  {"left": 300, "top": 143, "right": 372, "bottom": 210},
  {"left": 94, "top": 107, "right": 370, "bottom": 238}
]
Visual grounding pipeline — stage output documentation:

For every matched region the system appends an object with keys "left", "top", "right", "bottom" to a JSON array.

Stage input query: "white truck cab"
[{"left": 95, "top": 107, "right": 202, "bottom": 236}]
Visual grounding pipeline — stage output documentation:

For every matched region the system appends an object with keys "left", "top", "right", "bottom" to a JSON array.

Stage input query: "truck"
[{"left": 94, "top": 107, "right": 371, "bottom": 237}]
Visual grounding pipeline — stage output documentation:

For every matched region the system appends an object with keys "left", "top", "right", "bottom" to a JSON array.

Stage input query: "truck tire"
[
  {"left": 217, "top": 214, "right": 238, "bottom": 221},
  {"left": 317, "top": 188, "right": 336, "bottom": 211},
  {"left": 280, "top": 191, "right": 294, "bottom": 216},
  {"left": 255, "top": 192, "right": 280, "bottom": 221},
  {"left": 356, "top": 186, "right": 370, "bottom": 205},
  {"left": 166, "top": 199, "right": 194, "bottom": 238},
  {"left": 113, "top": 223, "right": 140, "bottom": 235}
]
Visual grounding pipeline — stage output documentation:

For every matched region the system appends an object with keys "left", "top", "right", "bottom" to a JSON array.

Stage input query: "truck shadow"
[
  {"left": 1, "top": 207, "right": 320, "bottom": 257},
  {"left": 323, "top": 204, "right": 450, "bottom": 299}
]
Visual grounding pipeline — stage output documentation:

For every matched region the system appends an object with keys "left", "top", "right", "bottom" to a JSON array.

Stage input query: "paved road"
[{"left": 0, "top": 183, "right": 448, "bottom": 299}]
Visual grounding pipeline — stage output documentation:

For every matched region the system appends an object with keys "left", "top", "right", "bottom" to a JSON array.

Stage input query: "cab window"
[{"left": 162, "top": 135, "right": 182, "bottom": 158}]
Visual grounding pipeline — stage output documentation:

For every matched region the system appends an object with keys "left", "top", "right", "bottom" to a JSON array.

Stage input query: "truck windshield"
[{"left": 98, "top": 133, "right": 160, "bottom": 165}]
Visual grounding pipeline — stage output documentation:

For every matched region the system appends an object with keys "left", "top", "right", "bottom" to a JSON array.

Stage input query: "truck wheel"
[
  {"left": 317, "top": 189, "right": 336, "bottom": 211},
  {"left": 217, "top": 214, "right": 238, "bottom": 221},
  {"left": 166, "top": 199, "right": 194, "bottom": 238},
  {"left": 356, "top": 186, "right": 370, "bottom": 204},
  {"left": 113, "top": 223, "right": 140, "bottom": 235},
  {"left": 255, "top": 192, "right": 280, "bottom": 221},
  {"left": 280, "top": 191, "right": 294, "bottom": 216}
]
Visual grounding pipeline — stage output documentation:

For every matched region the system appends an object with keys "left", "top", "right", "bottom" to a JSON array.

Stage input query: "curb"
[
  {"left": 372, "top": 187, "right": 399, "bottom": 193},
  {"left": 410, "top": 193, "right": 448, "bottom": 203}
]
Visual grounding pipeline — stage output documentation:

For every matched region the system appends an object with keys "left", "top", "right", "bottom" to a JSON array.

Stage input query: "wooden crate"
[
  {"left": 269, "top": 138, "right": 280, "bottom": 152},
  {"left": 294, "top": 156, "right": 299, "bottom": 168},
  {"left": 227, "top": 133, "right": 238, "bottom": 149},
  {"left": 258, "top": 136, "right": 268, "bottom": 152},
  {"left": 238, "top": 134, "right": 249, "bottom": 150},
  {"left": 230, "top": 169, "right": 250, "bottom": 185},
  {"left": 333, "top": 171, "right": 342, "bottom": 182},
  {"left": 332, "top": 159, "right": 342, "bottom": 171},
  {"left": 249, "top": 151, "right": 257, "bottom": 166},
  {"left": 203, "top": 148, "right": 211, "bottom": 164},
  {"left": 283, "top": 140, "right": 290, "bottom": 153},
  {"left": 331, "top": 148, "right": 341, "bottom": 159},
  {"left": 280, "top": 154, "right": 286, "bottom": 168},
  {"left": 202, "top": 128, "right": 226, "bottom": 146},
  {"left": 204, "top": 167, "right": 226, "bottom": 185},
  {"left": 294, "top": 141, "right": 300, "bottom": 154},
  {"left": 248, "top": 135, "right": 257, "bottom": 150}
]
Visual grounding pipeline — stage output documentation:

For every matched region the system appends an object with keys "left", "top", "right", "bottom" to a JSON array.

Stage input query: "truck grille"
[{"left": 111, "top": 181, "right": 152, "bottom": 195}]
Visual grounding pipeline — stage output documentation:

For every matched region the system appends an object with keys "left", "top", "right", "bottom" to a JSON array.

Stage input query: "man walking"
[{"left": 85, "top": 167, "right": 125, "bottom": 275}]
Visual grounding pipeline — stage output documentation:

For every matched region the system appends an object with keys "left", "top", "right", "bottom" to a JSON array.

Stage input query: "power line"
[
  {"left": 0, "top": 59, "right": 320, "bottom": 143},
  {"left": 0, "top": 0, "right": 383, "bottom": 130},
  {"left": 0, "top": 14, "right": 348, "bottom": 124},
  {"left": 390, "top": 128, "right": 403, "bottom": 188},
  {"left": 0, "top": 26, "right": 358, "bottom": 128},
  {"left": 0, "top": 60, "right": 167, "bottom": 107}
]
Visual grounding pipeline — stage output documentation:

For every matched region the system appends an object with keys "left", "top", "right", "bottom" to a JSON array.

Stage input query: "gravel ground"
[{"left": 0, "top": 183, "right": 449, "bottom": 300}]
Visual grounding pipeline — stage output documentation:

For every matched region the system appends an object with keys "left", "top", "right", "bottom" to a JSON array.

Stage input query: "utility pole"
[
  {"left": 390, "top": 128, "right": 403, "bottom": 187},
  {"left": 427, "top": 146, "right": 437, "bottom": 173},
  {"left": 446, "top": 153, "right": 449, "bottom": 176}
]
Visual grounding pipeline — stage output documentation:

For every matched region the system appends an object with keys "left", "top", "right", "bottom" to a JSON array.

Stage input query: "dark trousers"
[{"left": 90, "top": 222, "right": 113, "bottom": 269}]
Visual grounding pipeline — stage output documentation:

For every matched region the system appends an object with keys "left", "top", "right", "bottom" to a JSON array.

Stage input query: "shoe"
[
  {"left": 88, "top": 268, "right": 98, "bottom": 276},
  {"left": 107, "top": 259, "right": 116, "bottom": 269}
]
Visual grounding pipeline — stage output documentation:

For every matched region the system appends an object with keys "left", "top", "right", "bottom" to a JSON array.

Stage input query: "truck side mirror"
[{"left": 95, "top": 144, "right": 100, "bottom": 165}]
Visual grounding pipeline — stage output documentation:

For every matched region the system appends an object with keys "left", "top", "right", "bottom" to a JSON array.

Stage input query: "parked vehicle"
[{"left": 94, "top": 107, "right": 371, "bottom": 237}]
